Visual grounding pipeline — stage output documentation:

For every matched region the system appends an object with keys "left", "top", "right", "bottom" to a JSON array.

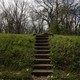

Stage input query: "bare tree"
[
  {"left": 33, "top": 0, "right": 55, "bottom": 28},
  {"left": 29, "top": 10, "right": 44, "bottom": 33},
  {"left": 32, "top": 0, "right": 80, "bottom": 35},
  {"left": 0, "top": 0, "right": 29, "bottom": 34},
  {"left": 0, "top": 0, "right": 80, "bottom": 34}
]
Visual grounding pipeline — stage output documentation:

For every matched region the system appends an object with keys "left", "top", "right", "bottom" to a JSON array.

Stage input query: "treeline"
[
  {"left": 0, "top": 0, "right": 80, "bottom": 35},
  {"left": 35, "top": 0, "right": 80, "bottom": 35},
  {"left": 0, "top": 0, "right": 45, "bottom": 34}
]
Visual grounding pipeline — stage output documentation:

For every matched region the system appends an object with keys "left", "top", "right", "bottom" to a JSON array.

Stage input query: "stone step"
[
  {"left": 34, "top": 54, "right": 49, "bottom": 56},
  {"left": 34, "top": 59, "right": 51, "bottom": 64},
  {"left": 36, "top": 35, "right": 48, "bottom": 37},
  {"left": 32, "top": 70, "right": 53, "bottom": 76},
  {"left": 35, "top": 43, "right": 49, "bottom": 46},
  {"left": 35, "top": 50, "right": 50, "bottom": 54},
  {"left": 33, "top": 64, "right": 53, "bottom": 67},
  {"left": 35, "top": 59, "right": 50, "bottom": 61},
  {"left": 36, "top": 40, "right": 48, "bottom": 43},
  {"left": 35, "top": 46, "right": 49, "bottom": 50},
  {"left": 36, "top": 37, "right": 48, "bottom": 40},
  {"left": 33, "top": 66, "right": 52, "bottom": 70},
  {"left": 33, "top": 64, "right": 53, "bottom": 69},
  {"left": 34, "top": 54, "right": 49, "bottom": 59}
]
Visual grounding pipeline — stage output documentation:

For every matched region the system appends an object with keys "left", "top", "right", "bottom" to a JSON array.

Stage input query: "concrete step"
[
  {"left": 36, "top": 35, "right": 48, "bottom": 37},
  {"left": 36, "top": 40, "right": 48, "bottom": 43},
  {"left": 34, "top": 59, "right": 51, "bottom": 64},
  {"left": 34, "top": 54, "right": 49, "bottom": 56},
  {"left": 35, "top": 46, "right": 49, "bottom": 50},
  {"left": 33, "top": 64, "right": 53, "bottom": 69},
  {"left": 35, "top": 43, "right": 49, "bottom": 46},
  {"left": 35, "top": 59, "right": 50, "bottom": 61},
  {"left": 34, "top": 54, "right": 49, "bottom": 59},
  {"left": 33, "top": 64, "right": 53, "bottom": 67},
  {"left": 36, "top": 37, "right": 48, "bottom": 40},
  {"left": 32, "top": 70, "right": 53, "bottom": 76},
  {"left": 35, "top": 50, "right": 50, "bottom": 54}
]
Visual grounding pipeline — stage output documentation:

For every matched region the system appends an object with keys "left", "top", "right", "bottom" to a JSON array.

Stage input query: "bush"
[
  {"left": 49, "top": 35, "right": 80, "bottom": 80},
  {"left": 49, "top": 21, "right": 60, "bottom": 34},
  {"left": 0, "top": 34, "right": 35, "bottom": 79}
]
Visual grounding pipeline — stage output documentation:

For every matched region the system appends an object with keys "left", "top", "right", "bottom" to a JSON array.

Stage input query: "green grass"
[
  {"left": 49, "top": 35, "right": 80, "bottom": 80},
  {"left": 0, "top": 34, "right": 35, "bottom": 79}
]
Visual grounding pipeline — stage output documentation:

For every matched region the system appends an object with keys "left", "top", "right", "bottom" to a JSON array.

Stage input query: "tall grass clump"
[
  {"left": 49, "top": 35, "right": 80, "bottom": 80},
  {"left": 0, "top": 34, "right": 35, "bottom": 79}
]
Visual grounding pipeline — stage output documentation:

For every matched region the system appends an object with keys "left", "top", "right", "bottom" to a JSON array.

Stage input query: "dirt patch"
[{"left": 32, "top": 75, "right": 49, "bottom": 80}]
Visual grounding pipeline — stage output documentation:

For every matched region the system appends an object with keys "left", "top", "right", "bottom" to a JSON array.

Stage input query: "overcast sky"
[
  {"left": 1, "top": 0, "right": 80, "bottom": 4},
  {"left": 3, "top": 0, "right": 79, "bottom": 4},
  {"left": 4, "top": 0, "right": 34, "bottom": 4},
  {"left": 0, "top": 0, "right": 80, "bottom": 7}
]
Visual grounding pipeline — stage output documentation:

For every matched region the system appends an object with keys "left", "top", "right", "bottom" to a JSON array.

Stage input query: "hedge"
[
  {"left": 49, "top": 35, "right": 80, "bottom": 80},
  {"left": 0, "top": 34, "right": 35, "bottom": 79}
]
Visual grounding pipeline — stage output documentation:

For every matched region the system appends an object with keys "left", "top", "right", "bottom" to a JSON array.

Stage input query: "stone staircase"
[{"left": 32, "top": 34, "right": 53, "bottom": 76}]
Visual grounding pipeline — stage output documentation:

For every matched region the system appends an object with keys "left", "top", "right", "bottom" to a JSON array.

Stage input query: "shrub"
[
  {"left": 0, "top": 34, "right": 35, "bottom": 79},
  {"left": 49, "top": 21, "right": 60, "bottom": 34},
  {"left": 49, "top": 35, "right": 80, "bottom": 79}
]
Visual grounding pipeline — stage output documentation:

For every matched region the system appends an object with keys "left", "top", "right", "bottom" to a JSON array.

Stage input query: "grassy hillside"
[
  {"left": 0, "top": 34, "right": 35, "bottom": 79},
  {"left": 49, "top": 35, "right": 80, "bottom": 80}
]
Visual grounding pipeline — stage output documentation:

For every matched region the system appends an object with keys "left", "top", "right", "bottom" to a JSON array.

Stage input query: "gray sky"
[
  {"left": 27, "top": 0, "right": 34, "bottom": 3},
  {"left": 1, "top": 0, "right": 80, "bottom": 3},
  {"left": 0, "top": 0, "right": 79, "bottom": 9},
  {"left": 4, "top": 0, "right": 34, "bottom": 3},
  {"left": 1, "top": 0, "right": 80, "bottom": 5}
]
